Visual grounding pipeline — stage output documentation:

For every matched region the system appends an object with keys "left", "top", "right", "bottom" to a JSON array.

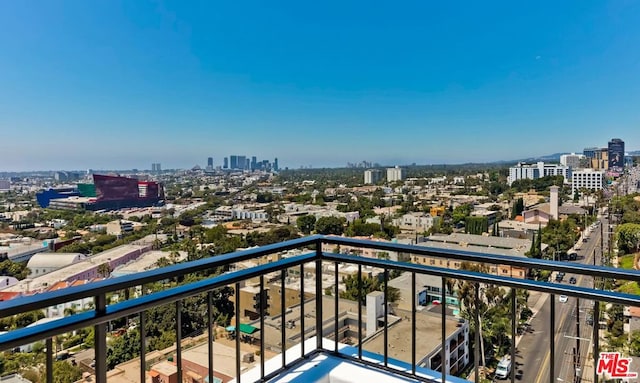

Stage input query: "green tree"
[
  {"left": 315, "top": 216, "right": 345, "bottom": 235},
  {"left": 616, "top": 223, "right": 640, "bottom": 254},
  {"left": 107, "top": 330, "right": 140, "bottom": 369},
  {"left": 465, "top": 216, "right": 488, "bottom": 235},
  {"left": 296, "top": 215, "right": 317, "bottom": 235},
  {"left": 630, "top": 330, "right": 640, "bottom": 356},
  {"left": 339, "top": 274, "right": 380, "bottom": 305},
  {"left": 97, "top": 262, "right": 112, "bottom": 278},
  {"left": 452, "top": 204, "right": 473, "bottom": 224},
  {"left": 0, "top": 260, "right": 30, "bottom": 280},
  {"left": 52, "top": 361, "right": 82, "bottom": 383},
  {"left": 511, "top": 198, "right": 524, "bottom": 219},
  {"left": 14, "top": 310, "right": 45, "bottom": 329}
]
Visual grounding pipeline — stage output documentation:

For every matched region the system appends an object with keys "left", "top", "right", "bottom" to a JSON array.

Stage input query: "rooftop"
[
  {"left": 1, "top": 244, "right": 149, "bottom": 293},
  {"left": 362, "top": 310, "right": 461, "bottom": 364}
]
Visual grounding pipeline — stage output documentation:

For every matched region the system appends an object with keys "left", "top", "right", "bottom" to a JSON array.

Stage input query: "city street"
[{"left": 517, "top": 216, "right": 605, "bottom": 383}]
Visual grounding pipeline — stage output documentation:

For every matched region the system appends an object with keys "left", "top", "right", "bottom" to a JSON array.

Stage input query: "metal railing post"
[
  {"left": 441, "top": 277, "right": 446, "bottom": 383},
  {"left": 411, "top": 272, "right": 416, "bottom": 375},
  {"left": 358, "top": 263, "right": 363, "bottom": 360},
  {"left": 94, "top": 293, "right": 107, "bottom": 383},
  {"left": 235, "top": 282, "right": 241, "bottom": 383},
  {"left": 140, "top": 283, "right": 147, "bottom": 383},
  {"left": 140, "top": 308, "right": 146, "bottom": 383},
  {"left": 260, "top": 276, "right": 265, "bottom": 380},
  {"left": 281, "top": 269, "right": 286, "bottom": 366},
  {"left": 383, "top": 268, "right": 388, "bottom": 367},
  {"left": 550, "top": 294, "right": 555, "bottom": 383},
  {"left": 46, "top": 337, "right": 53, "bottom": 383},
  {"left": 593, "top": 300, "right": 600, "bottom": 383},
  {"left": 334, "top": 261, "right": 339, "bottom": 353},
  {"left": 300, "top": 263, "right": 305, "bottom": 358},
  {"left": 207, "top": 291, "right": 214, "bottom": 383},
  {"left": 511, "top": 288, "right": 516, "bottom": 383},
  {"left": 176, "top": 300, "right": 183, "bottom": 383},
  {"left": 315, "top": 240, "right": 323, "bottom": 351},
  {"left": 474, "top": 283, "right": 480, "bottom": 383}
]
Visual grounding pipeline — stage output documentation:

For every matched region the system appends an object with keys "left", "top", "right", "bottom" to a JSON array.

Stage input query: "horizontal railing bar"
[
  {"left": 322, "top": 236, "right": 637, "bottom": 281},
  {"left": 0, "top": 236, "right": 321, "bottom": 318},
  {"left": 2, "top": 234, "right": 639, "bottom": 355},
  {"left": 2, "top": 235, "right": 635, "bottom": 320},
  {"left": 0, "top": 253, "right": 317, "bottom": 352},
  {"left": 321, "top": 252, "right": 640, "bottom": 306}
]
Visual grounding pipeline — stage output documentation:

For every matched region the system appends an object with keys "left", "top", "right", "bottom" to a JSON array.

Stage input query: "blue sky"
[{"left": 1, "top": 1, "right": 639, "bottom": 171}]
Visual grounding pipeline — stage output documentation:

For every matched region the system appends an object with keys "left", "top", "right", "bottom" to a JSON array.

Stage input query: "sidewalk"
[
  {"left": 466, "top": 290, "right": 549, "bottom": 381},
  {"left": 515, "top": 289, "right": 549, "bottom": 347}
]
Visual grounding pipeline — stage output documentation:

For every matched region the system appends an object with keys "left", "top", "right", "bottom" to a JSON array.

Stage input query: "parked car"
[
  {"left": 559, "top": 295, "right": 568, "bottom": 303},
  {"left": 569, "top": 277, "right": 577, "bottom": 284},
  {"left": 495, "top": 356, "right": 512, "bottom": 379}
]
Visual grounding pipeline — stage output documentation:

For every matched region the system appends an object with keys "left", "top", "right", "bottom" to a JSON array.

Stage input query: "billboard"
[
  {"left": 94, "top": 175, "right": 139, "bottom": 201},
  {"left": 608, "top": 139, "right": 625, "bottom": 169}
]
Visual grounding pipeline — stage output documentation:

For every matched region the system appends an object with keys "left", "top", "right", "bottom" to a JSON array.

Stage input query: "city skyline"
[{"left": 1, "top": 2, "right": 640, "bottom": 171}]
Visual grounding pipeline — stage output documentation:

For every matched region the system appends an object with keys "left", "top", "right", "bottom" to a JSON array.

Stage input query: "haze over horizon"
[{"left": 1, "top": 1, "right": 639, "bottom": 171}]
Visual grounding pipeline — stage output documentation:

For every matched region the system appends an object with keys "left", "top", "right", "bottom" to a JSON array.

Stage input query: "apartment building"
[
  {"left": 508, "top": 162, "right": 571, "bottom": 185},
  {"left": 364, "top": 169, "right": 383, "bottom": 184},
  {"left": 387, "top": 166, "right": 406, "bottom": 182},
  {"left": 412, "top": 233, "right": 530, "bottom": 279}
]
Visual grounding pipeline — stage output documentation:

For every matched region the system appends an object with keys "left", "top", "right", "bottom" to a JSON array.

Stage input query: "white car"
[{"left": 559, "top": 295, "right": 568, "bottom": 303}]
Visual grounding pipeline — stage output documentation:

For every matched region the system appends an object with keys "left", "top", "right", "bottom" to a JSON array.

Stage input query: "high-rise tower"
[{"left": 608, "top": 138, "right": 625, "bottom": 171}]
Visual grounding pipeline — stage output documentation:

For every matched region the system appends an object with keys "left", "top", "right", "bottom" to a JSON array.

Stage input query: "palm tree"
[{"left": 97, "top": 262, "right": 112, "bottom": 278}]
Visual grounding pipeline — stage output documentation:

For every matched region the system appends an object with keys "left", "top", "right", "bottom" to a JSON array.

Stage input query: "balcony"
[{"left": 1, "top": 235, "right": 639, "bottom": 383}]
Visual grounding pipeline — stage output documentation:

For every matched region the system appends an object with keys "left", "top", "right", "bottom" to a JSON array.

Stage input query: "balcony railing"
[{"left": 0, "top": 235, "right": 639, "bottom": 383}]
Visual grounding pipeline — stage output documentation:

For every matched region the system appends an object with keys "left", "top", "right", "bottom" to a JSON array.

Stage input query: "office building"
[
  {"left": 237, "top": 156, "right": 247, "bottom": 170},
  {"left": 582, "top": 147, "right": 609, "bottom": 170},
  {"left": 583, "top": 147, "right": 599, "bottom": 159},
  {"left": 245, "top": 158, "right": 250, "bottom": 170},
  {"left": 229, "top": 155, "right": 238, "bottom": 169},
  {"left": 223, "top": 157, "right": 229, "bottom": 169},
  {"left": 507, "top": 162, "right": 571, "bottom": 185},
  {"left": 207, "top": 157, "right": 214, "bottom": 169},
  {"left": 37, "top": 175, "right": 164, "bottom": 211},
  {"left": 572, "top": 169, "right": 605, "bottom": 195},
  {"left": 151, "top": 163, "right": 161, "bottom": 173},
  {"left": 274, "top": 158, "right": 279, "bottom": 172},
  {"left": 364, "top": 169, "right": 382, "bottom": 184},
  {"left": 251, "top": 156, "right": 257, "bottom": 171},
  {"left": 386, "top": 166, "right": 405, "bottom": 182},
  {"left": 608, "top": 138, "right": 625, "bottom": 170},
  {"left": 559, "top": 153, "right": 585, "bottom": 169}
]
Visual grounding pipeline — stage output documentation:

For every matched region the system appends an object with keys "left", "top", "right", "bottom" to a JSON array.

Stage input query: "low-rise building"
[
  {"left": 413, "top": 233, "right": 530, "bottom": 279},
  {"left": 393, "top": 213, "right": 439, "bottom": 233},
  {"left": 388, "top": 272, "right": 458, "bottom": 311},
  {"left": 106, "top": 220, "right": 139, "bottom": 237},
  {"left": 26, "top": 252, "right": 85, "bottom": 278}
]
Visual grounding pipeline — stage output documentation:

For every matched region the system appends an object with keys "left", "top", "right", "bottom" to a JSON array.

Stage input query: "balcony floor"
[{"left": 235, "top": 337, "right": 469, "bottom": 383}]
